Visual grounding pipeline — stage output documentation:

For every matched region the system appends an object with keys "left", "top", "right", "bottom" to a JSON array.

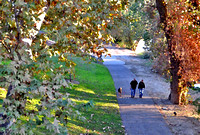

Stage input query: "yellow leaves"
[
  {"left": 8, "top": 18, "right": 16, "bottom": 28},
  {"left": 0, "top": 88, "right": 7, "bottom": 99},
  {"left": 86, "top": 17, "right": 90, "bottom": 22}
]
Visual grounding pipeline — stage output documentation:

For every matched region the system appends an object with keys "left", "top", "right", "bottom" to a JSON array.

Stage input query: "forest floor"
[{"left": 106, "top": 45, "right": 200, "bottom": 135}]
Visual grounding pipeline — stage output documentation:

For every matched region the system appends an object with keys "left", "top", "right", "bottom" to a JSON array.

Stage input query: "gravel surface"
[{"left": 104, "top": 45, "right": 200, "bottom": 135}]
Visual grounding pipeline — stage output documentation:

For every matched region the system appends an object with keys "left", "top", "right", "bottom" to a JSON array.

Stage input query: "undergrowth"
[{"left": 0, "top": 57, "right": 124, "bottom": 135}]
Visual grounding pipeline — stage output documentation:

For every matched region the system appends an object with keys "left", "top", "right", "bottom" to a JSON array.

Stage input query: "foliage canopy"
[{"left": 0, "top": 0, "right": 128, "bottom": 134}]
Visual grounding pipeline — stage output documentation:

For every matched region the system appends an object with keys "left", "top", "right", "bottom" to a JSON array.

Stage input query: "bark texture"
[{"left": 156, "top": 0, "right": 180, "bottom": 104}]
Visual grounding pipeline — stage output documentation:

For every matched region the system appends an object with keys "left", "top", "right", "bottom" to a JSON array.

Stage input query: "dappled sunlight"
[
  {"left": 103, "top": 39, "right": 145, "bottom": 58},
  {"left": 0, "top": 87, "right": 40, "bottom": 112},
  {"left": 26, "top": 99, "right": 40, "bottom": 111},
  {"left": 67, "top": 122, "right": 85, "bottom": 134},
  {"left": 19, "top": 115, "right": 30, "bottom": 122},
  {"left": 71, "top": 98, "right": 89, "bottom": 104},
  {"left": 135, "top": 39, "right": 145, "bottom": 54},
  {"left": 67, "top": 122, "right": 102, "bottom": 135},
  {"left": 104, "top": 93, "right": 116, "bottom": 97},
  {"left": 75, "top": 87, "right": 95, "bottom": 95},
  {"left": 103, "top": 48, "right": 134, "bottom": 57},
  {"left": 96, "top": 102, "right": 119, "bottom": 109},
  {"left": 0, "top": 87, "right": 7, "bottom": 99}
]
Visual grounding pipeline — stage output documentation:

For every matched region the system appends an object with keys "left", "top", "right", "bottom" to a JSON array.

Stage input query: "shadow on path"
[{"left": 103, "top": 47, "right": 173, "bottom": 135}]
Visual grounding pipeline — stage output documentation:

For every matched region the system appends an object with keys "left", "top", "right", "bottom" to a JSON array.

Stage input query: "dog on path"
[{"left": 118, "top": 87, "right": 122, "bottom": 97}]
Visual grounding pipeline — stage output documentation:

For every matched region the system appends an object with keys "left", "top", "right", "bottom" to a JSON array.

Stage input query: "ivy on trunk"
[{"left": 156, "top": 0, "right": 200, "bottom": 104}]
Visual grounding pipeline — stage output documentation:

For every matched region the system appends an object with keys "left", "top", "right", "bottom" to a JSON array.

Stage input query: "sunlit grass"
[
  {"left": 104, "top": 93, "right": 116, "bottom": 97},
  {"left": 0, "top": 57, "right": 124, "bottom": 134},
  {"left": 67, "top": 57, "right": 124, "bottom": 135},
  {"left": 71, "top": 98, "right": 89, "bottom": 104},
  {"left": 96, "top": 102, "right": 119, "bottom": 108},
  {"left": 67, "top": 123, "right": 86, "bottom": 134},
  {"left": 76, "top": 87, "right": 95, "bottom": 94}
]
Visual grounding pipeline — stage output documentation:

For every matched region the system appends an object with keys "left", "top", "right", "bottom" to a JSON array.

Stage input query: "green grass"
[
  {"left": 66, "top": 58, "right": 124, "bottom": 135},
  {"left": 0, "top": 58, "right": 124, "bottom": 134},
  {"left": 137, "top": 51, "right": 151, "bottom": 59}
]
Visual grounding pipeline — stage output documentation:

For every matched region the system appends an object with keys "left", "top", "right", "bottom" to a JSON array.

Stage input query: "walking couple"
[{"left": 130, "top": 78, "right": 145, "bottom": 98}]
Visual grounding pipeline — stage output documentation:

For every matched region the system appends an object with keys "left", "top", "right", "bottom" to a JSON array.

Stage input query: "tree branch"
[
  {"left": 2, "top": 43, "right": 11, "bottom": 54},
  {"left": 14, "top": 5, "right": 22, "bottom": 60},
  {"left": 156, "top": 0, "right": 167, "bottom": 25}
]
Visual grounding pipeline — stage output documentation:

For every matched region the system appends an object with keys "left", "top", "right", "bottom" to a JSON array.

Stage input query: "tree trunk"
[
  {"left": 156, "top": 0, "right": 180, "bottom": 104},
  {"left": 169, "top": 56, "right": 180, "bottom": 104}
]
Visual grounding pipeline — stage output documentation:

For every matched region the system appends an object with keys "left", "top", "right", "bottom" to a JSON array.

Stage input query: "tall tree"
[
  {"left": 156, "top": 0, "right": 200, "bottom": 104},
  {"left": 116, "top": 0, "right": 160, "bottom": 50},
  {"left": 0, "top": 0, "right": 128, "bottom": 134}
]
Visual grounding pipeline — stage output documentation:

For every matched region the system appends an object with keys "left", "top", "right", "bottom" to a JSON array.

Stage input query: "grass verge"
[
  {"left": 66, "top": 57, "right": 124, "bottom": 135},
  {"left": 0, "top": 58, "right": 124, "bottom": 135}
]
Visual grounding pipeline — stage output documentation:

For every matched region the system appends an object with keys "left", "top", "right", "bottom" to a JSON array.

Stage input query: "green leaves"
[{"left": 0, "top": 0, "right": 128, "bottom": 134}]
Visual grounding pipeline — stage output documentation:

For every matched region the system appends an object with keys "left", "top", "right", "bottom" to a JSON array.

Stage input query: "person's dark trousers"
[
  {"left": 131, "top": 88, "right": 136, "bottom": 98},
  {"left": 139, "top": 88, "right": 144, "bottom": 98}
]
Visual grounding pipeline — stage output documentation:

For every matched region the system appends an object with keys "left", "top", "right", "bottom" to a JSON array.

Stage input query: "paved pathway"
[{"left": 103, "top": 48, "right": 173, "bottom": 135}]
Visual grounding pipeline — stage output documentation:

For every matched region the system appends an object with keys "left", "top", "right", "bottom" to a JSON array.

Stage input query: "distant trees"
[
  {"left": 111, "top": 0, "right": 151, "bottom": 50},
  {"left": 120, "top": 0, "right": 200, "bottom": 104}
]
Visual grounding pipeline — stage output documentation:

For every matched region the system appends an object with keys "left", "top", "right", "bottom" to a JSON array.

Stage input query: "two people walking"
[{"left": 130, "top": 78, "right": 145, "bottom": 98}]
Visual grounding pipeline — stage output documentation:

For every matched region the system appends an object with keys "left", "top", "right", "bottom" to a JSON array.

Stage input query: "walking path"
[{"left": 103, "top": 47, "right": 173, "bottom": 135}]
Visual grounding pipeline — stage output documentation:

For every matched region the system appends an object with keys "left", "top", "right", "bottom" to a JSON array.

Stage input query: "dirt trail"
[{"left": 106, "top": 46, "right": 200, "bottom": 135}]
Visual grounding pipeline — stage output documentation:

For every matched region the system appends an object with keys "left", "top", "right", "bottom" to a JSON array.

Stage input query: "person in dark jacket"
[
  {"left": 130, "top": 78, "right": 138, "bottom": 98},
  {"left": 138, "top": 80, "right": 145, "bottom": 98}
]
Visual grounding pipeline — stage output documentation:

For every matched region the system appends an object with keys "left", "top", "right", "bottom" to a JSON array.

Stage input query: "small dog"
[{"left": 118, "top": 87, "right": 122, "bottom": 97}]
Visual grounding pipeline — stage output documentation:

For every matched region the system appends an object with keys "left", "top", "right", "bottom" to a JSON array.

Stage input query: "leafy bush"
[
  {"left": 138, "top": 51, "right": 152, "bottom": 59},
  {"left": 193, "top": 98, "right": 200, "bottom": 114},
  {"left": 191, "top": 87, "right": 200, "bottom": 92},
  {"left": 152, "top": 53, "right": 170, "bottom": 79},
  {"left": 0, "top": 57, "right": 125, "bottom": 134}
]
